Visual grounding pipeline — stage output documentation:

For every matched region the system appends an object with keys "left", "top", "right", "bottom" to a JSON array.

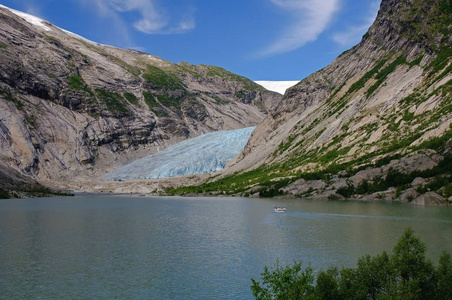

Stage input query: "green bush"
[
  {"left": 252, "top": 228, "right": 448, "bottom": 300},
  {"left": 251, "top": 261, "right": 315, "bottom": 300},
  {"left": 336, "top": 183, "right": 355, "bottom": 198},
  {"left": 0, "top": 188, "right": 11, "bottom": 199}
]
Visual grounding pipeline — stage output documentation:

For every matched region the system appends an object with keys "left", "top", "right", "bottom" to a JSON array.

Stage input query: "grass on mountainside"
[
  {"left": 67, "top": 74, "right": 94, "bottom": 96},
  {"left": 202, "top": 65, "right": 266, "bottom": 91},
  {"left": 1, "top": 88, "right": 23, "bottom": 110},
  {"left": 166, "top": 127, "right": 452, "bottom": 198},
  {"left": 95, "top": 89, "right": 131, "bottom": 116},
  {"left": 143, "top": 66, "right": 185, "bottom": 91},
  {"left": 123, "top": 92, "right": 139, "bottom": 105}
]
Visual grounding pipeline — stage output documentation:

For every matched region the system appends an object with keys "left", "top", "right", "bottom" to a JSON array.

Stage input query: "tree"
[
  {"left": 390, "top": 228, "right": 435, "bottom": 299},
  {"left": 436, "top": 251, "right": 452, "bottom": 299},
  {"left": 315, "top": 267, "right": 340, "bottom": 300},
  {"left": 251, "top": 261, "right": 315, "bottom": 300},
  {"left": 251, "top": 228, "right": 450, "bottom": 300},
  {"left": 350, "top": 251, "right": 393, "bottom": 299}
]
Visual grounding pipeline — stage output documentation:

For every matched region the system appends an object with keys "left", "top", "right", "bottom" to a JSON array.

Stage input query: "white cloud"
[
  {"left": 88, "top": 0, "right": 195, "bottom": 35},
  {"left": 260, "top": 0, "right": 341, "bottom": 56},
  {"left": 332, "top": 0, "right": 380, "bottom": 47}
]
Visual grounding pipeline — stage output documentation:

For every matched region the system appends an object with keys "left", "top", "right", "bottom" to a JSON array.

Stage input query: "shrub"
[
  {"left": 0, "top": 188, "right": 11, "bottom": 199},
  {"left": 251, "top": 261, "right": 315, "bottom": 300},
  {"left": 252, "top": 229, "right": 446, "bottom": 300}
]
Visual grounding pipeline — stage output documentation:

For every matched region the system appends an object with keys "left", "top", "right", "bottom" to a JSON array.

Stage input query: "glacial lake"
[{"left": 1, "top": 195, "right": 452, "bottom": 299}]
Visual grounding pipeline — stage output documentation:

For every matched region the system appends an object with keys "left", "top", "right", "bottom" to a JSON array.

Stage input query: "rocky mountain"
[
  {"left": 0, "top": 5, "right": 281, "bottom": 195},
  {"left": 172, "top": 0, "right": 452, "bottom": 204}
]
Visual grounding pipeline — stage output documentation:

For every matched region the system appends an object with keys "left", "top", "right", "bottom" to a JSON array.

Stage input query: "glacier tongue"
[{"left": 104, "top": 127, "right": 255, "bottom": 180}]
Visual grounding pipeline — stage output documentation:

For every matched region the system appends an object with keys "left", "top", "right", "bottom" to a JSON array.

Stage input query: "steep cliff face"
[
  {"left": 173, "top": 0, "right": 452, "bottom": 202},
  {"left": 0, "top": 5, "right": 281, "bottom": 187}
]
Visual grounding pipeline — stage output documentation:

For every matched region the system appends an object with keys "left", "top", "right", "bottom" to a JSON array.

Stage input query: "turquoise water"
[{"left": 1, "top": 195, "right": 452, "bottom": 299}]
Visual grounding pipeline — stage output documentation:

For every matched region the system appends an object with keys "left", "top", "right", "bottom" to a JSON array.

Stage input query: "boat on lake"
[{"left": 274, "top": 206, "right": 286, "bottom": 213}]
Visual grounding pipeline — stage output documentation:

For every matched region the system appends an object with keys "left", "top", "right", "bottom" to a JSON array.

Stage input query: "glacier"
[
  {"left": 104, "top": 127, "right": 255, "bottom": 180},
  {"left": 254, "top": 81, "right": 299, "bottom": 95}
]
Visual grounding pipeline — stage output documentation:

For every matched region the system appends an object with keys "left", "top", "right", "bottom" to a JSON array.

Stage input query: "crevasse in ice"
[{"left": 104, "top": 127, "right": 255, "bottom": 180}]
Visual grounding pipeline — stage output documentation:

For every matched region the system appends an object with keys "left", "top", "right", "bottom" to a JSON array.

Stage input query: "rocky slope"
[
  {"left": 0, "top": 5, "right": 281, "bottom": 193},
  {"left": 171, "top": 0, "right": 452, "bottom": 204}
]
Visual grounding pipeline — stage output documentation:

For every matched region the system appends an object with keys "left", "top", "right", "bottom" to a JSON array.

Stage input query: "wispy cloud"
[
  {"left": 88, "top": 0, "right": 195, "bottom": 35},
  {"left": 332, "top": 0, "right": 380, "bottom": 47},
  {"left": 260, "top": 0, "right": 341, "bottom": 56}
]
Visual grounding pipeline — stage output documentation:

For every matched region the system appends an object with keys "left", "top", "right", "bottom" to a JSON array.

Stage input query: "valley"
[{"left": 0, "top": 0, "right": 451, "bottom": 205}]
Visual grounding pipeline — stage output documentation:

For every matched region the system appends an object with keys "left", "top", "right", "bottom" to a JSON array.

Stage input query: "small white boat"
[{"left": 274, "top": 206, "right": 286, "bottom": 213}]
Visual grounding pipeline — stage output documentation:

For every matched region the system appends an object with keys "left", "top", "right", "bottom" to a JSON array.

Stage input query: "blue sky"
[{"left": 1, "top": 0, "right": 381, "bottom": 81}]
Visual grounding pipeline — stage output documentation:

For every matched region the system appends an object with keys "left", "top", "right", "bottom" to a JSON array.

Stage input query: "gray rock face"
[
  {"left": 220, "top": 0, "right": 451, "bottom": 201},
  {"left": 411, "top": 192, "right": 448, "bottom": 206},
  {"left": 0, "top": 6, "right": 281, "bottom": 184}
]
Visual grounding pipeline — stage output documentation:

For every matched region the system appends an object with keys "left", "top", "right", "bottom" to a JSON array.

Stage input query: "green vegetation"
[
  {"left": 251, "top": 228, "right": 452, "bottom": 300},
  {"left": 143, "top": 91, "right": 166, "bottom": 116},
  {"left": 123, "top": 92, "right": 138, "bottom": 105},
  {"left": 95, "top": 89, "right": 130, "bottom": 116},
  {"left": 428, "top": 48, "right": 452, "bottom": 77},
  {"left": 346, "top": 58, "right": 388, "bottom": 95},
  {"left": 67, "top": 74, "right": 93, "bottom": 96},
  {"left": 251, "top": 261, "right": 314, "bottom": 300},
  {"left": 366, "top": 56, "right": 407, "bottom": 98},
  {"left": 402, "top": 111, "right": 415, "bottom": 122},
  {"left": 167, "top": 128, "right": 452, "bottom": 197},
  {"left": 408, "top": 54, "right": 424, "bottom": 67},
  {"left": 68, "top": 75, "right": 85, "bottom": 90},
  {"left": 415, "top": 129, "right": 452, "bottom": 152},
  {"left": 203, "top": 65, "right": 265, "bottom": 91},
  {"left": 142, "top": 89, "right": 183, "bottom": 116},
  {"left": 336, "top": 154, "right": 452, "bottom": 198},
  {"left": 440, "top": 0, "right": 452, "bottom": 13},
  {"left": 318, "top": 147, "right": 351, "bottom": 164},
  {"left": 0, "top": 43, "right": 7, "bottom": 50},
  {"left": 143, "top": 91, "right": 158, "bottom": 109},
  {"left": 0, "top": 188, "right": 12, "bottom": 199},
  {"left": 155, "top": 94, "right": 182, "bottom": 109},
  {"left": 25, "top": 186, "right": 75, "bottom": 197},
  {"left": 0, "top": 88, "right": 23, "bottom": 110},
  {"left": 0, "top": 186, "right": 74, "bottom": 199},
  {"left": 143, "top": 66, "right": 185, "bottom": 91},
  {"left": 175, "top": 63, "right": 202, "bottom": 78},
  {"left": 399, "top": 0, "right": 452, "bottom": 51},
  {"left": 338, "top": 45, "right": 357, "bottom": 58}
]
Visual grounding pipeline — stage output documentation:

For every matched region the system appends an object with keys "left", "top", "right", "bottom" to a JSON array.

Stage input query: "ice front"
[{"left": 104, "top": 127, "right": 255, "bottom": 180}]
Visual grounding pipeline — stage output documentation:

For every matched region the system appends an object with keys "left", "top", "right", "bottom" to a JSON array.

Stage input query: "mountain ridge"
[
  {"left": 0, "top": 4, "right": 281, "bottom": 196},
  {"left": 168, "top": 0, "right": 452, "bottom": 204}
]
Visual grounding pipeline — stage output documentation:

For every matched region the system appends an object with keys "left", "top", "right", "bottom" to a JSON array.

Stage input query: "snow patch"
[
  {"left": 59, "top": 28, "right": 100, "bottom": 46},
  {"left": 0, "top": 4, "right": 101, "bottom": 46},
  {"left": 255, "top": 81, "right": 299, "bottom": 95},
  {"left": 104, "top": 127, "right": 255, "bottom": 180},
  {"left": 147, "top": 55, "right": 164, "bottom": 62},
  {"left": 0, "top": 4, "right": 51, "bottom": 31}
]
